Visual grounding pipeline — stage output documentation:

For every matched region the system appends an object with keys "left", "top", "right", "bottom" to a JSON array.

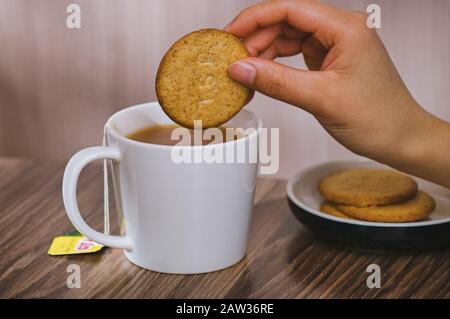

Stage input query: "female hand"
[{"left": 226, "top": 0, "right": 450, "bottom": 188}]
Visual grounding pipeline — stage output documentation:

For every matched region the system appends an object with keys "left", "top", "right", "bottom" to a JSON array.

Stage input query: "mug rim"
[{"left": 105, "top": 102, "right": 263, "bottom": 150}]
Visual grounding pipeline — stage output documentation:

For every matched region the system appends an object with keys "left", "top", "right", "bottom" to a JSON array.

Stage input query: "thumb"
[{"left": 228, "top": 57, "right": 328, "bottom": 114}]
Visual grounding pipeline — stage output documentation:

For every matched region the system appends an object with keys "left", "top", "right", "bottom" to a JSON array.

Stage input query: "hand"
[{"left": 226, "top": 0, "right": 450, "bottom": 188}]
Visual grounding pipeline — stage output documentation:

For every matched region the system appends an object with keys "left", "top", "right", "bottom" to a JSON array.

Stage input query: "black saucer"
[{"left": 286, "top": 160, "right": 450, "bottom": 250}]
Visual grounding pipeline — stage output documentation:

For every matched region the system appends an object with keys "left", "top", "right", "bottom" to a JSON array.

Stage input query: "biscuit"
[
  {"left": 336, "top": 191, "right": 435, "bottom": 223},
  {"left": 319, "top": 168, "right": 417, "bottom": 207},
  {"left": 156, "top": 29, "right": 251, "bottom": 129},
  {"left": 320, "top": 201, "right": 353, "bottom": 219}
]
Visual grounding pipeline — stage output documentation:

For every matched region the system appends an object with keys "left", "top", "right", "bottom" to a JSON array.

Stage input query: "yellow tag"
[{"left": 48, "top": 236, "right": 104, "bottom": 256}]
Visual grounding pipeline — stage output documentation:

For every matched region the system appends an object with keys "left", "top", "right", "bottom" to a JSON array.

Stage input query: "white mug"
[{"left": 62, "top": 102, "right": 261, "bottom": 274}]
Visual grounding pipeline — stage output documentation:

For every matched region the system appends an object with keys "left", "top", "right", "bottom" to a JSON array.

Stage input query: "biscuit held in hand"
[{"left": 156, "top": 29, "right": 251, "bottom": 129}]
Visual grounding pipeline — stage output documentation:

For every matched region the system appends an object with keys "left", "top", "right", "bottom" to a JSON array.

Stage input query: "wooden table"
[{"left": 0, "top": 158, "right": 448, "bottom": 299}]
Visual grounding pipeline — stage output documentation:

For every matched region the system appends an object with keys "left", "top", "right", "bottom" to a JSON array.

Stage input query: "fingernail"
[{"left": 228, "top": 61, "right": 256, "bottom": 86}]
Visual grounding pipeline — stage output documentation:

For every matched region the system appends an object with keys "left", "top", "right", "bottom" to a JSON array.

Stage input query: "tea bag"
[
  {"left": 47, "top": 129, "right": 110, "bottom": 256},
  {"left": 103, "top": 127, "right": 110, "bottom": 235}
]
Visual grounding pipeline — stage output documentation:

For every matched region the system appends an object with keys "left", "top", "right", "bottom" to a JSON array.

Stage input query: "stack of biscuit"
[{"left": 319, "top": 168, "right": 436, "bottom": 223}]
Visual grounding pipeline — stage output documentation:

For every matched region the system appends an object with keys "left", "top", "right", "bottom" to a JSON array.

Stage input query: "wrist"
[
  {"left": 388, "top": 105, "right": 450, "bottom": 188},
  {"left": 400, "top": 106, "right": 436, "bottom": 163}
]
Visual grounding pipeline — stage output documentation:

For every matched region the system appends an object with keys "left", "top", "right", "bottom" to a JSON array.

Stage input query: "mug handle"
[{"left": 62, "top": 146, "right": 133, "bottom": 250}]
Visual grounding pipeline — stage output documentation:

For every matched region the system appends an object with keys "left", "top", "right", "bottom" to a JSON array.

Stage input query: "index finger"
[{"left": 225, "top": 0, "right": 344, "bottom": 48}]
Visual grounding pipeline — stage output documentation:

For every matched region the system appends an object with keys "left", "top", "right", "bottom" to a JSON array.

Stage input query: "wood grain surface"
[{"left": 0, "top": 158, "right": 448, "bottom": 299}]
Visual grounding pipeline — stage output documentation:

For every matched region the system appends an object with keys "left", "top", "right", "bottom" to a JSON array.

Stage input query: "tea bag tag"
[{"left": 48, "top": 230, "right": 103, "bottom": 255}]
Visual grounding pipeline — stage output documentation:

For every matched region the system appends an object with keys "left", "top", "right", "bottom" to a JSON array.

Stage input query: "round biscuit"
[
  {"left": 156, "top": 29, "right": 251, "bottom": 129},
  {"left": 320, "top": 201, "right": 354, "bottom": 219},
  {"left": 336, "top": 191, "right": 435, "bottom": 223},
  {"left": 319, "top": 169, "right": 417, "bottom": 207}
]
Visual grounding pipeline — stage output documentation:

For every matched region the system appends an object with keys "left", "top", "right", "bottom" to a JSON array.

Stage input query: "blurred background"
[{"left": 0, "top": 0, "right": 449, "bottom": 178}]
